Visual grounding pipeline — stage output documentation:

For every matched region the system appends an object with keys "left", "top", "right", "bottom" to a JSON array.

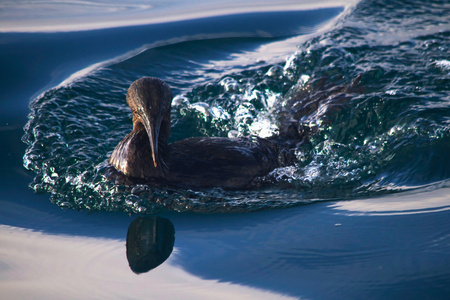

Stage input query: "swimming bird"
[{"left": 109, "top": 77, "right": 299, "bottom": 189}]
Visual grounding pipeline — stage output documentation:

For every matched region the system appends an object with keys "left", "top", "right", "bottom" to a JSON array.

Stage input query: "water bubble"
[
  {"left": 266, "top": 65, "right": 284, "bottom": 78},
  {"left": 235, "top": 102, "right": 255, "bottom": 125},
  {"left": 272, "top": 166, "right": 298, "bottom": 183},
  {"left": 248, "top": 117, "right": 277, "bottom": 138},
  {"left": 219, "top": 77, "right": 240, "bottom": 92},
  {"left": 388, "top": 125, "right": 403, "bottom": 136},
  {"left": 299, "top": 74, "right": 310, "bottom": 86},
  {"left": 172, "top": 95, "right": 190, "bottom": 107},
  {"left": 304, "top": 165, "right": 321, "bottom": 182},
  {"left": 189, "top": 102, "right": 212, "bottom": 117},
  {"left": 210, "top": 106, "right": 230, "bottom": 120},
  {"left": 243, "top": 89, "right": 264, "bottom": 109},
  {"left": 385, "top": 89, "right": 397, "bottom": 95},
  {"left": 227, "top": 130, "right": 241, "bottom": 138}
]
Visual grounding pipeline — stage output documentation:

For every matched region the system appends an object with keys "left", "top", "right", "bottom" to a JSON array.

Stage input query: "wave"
[{"left": 23, "top": 0, "right": 450, "bottom": 213}]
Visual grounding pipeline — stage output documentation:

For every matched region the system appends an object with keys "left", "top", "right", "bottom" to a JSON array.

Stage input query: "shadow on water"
[
  {"left": 1, "top": 175, "right": 449, "bottom": 298},
  {"left": 123, "top": 188, "right": 450, "bottom": 299},
  {"left": 126, "top": 216, "right": 175, "bottom": 274}
]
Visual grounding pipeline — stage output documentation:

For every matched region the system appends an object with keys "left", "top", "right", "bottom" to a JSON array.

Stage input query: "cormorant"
[{"left": 109, "top": 77, "right": 300, "bottom": 189}]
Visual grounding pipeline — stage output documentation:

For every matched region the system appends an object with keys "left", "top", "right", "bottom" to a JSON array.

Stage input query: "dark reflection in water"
[{"left": 126, "top": 216, "right": 175, "bottom": 274}]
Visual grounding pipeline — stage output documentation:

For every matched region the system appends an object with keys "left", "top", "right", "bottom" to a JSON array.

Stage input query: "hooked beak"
[{"left": 140, "top": 112, "right": 159, "bottom": 168}]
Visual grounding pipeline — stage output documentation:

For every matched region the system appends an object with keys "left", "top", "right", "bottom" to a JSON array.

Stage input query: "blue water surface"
[{"left": 1, "top": 0, "right": 450, "bottom": 299}]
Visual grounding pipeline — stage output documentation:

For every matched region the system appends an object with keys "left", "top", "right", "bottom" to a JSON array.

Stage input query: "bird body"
[
  {"left": 109, "top": 77, "right": 294, "bottom": 189},
  {"left": 167, "top": 136, "right": 280, "bottom": 188}
]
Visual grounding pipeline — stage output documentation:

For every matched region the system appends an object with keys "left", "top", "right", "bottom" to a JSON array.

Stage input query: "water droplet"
[{"left": 266, "top": 65, "right": 284, "bottom": 78}]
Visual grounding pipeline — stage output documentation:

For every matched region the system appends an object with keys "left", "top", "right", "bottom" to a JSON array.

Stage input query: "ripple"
[
  {"left": 23, "top": 1, "right": 450, "bottom": 213},
  {"left": 330, "top": 182, "right": 450, "bottom": 216}
]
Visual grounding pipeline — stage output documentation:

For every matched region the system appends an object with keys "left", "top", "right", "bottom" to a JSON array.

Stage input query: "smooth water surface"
[{"left": 1, "top": 0, "right": 450, "bottom": 299}]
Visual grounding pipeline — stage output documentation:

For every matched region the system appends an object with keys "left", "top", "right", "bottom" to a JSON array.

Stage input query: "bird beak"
[{"left": 140, "top": 112, "right": 159, "bottom": 168}]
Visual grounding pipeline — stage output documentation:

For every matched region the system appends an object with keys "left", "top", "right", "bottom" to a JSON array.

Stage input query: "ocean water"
[{"left": 1, "top": 0, "right": 450, "bottom": 299}]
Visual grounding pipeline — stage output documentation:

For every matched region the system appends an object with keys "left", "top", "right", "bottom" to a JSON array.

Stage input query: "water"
[
  {"left": 1, "top": 0, "right": 450, "bottom": 299},
  {"left": 21, "top": 0, "right": 450, "bottom": 213}
]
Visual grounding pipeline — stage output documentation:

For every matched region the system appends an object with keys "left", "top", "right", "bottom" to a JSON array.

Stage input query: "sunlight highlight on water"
[{"left": 0, "top": 225, "right": 296, "bottom": 299}]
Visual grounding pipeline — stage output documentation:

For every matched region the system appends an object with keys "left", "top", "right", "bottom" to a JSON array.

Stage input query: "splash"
[{"left": 23, "top": 0, "right": 450, "bottom": 213}]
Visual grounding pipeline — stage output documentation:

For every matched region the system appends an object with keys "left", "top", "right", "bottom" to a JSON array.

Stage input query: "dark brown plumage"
[{"left": 109, "top": 77, "right": 296, "bottom": 189}]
